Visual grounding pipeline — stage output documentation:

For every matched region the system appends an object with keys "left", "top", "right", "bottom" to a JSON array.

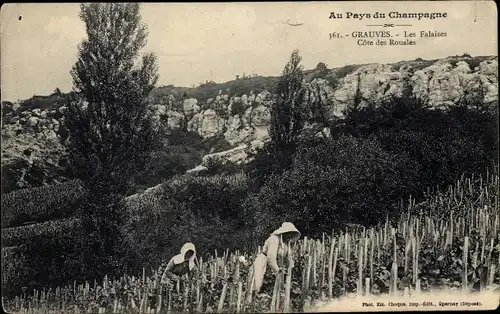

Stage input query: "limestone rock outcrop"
[{"left": 2, "top": 55, "right": 497, "bottom": 189}]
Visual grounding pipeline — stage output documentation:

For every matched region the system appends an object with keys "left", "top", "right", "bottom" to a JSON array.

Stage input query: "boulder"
[
  {"left": 185, "top": 165, "right": 208, "bottom": 175},
  {"left": 187, "top": 113, "right": 203, "bottom": 133},
  {"left": 166, "top": 110, "right": 184, "bottom": 130},
  {"left": 333, "top": 64, "right": 407, "bottom": 112},
  {"left": 200, "top": 109, "right": 225, "bottom": 138},
  {"left": 202, "top": 144, "right": 248, "bottom": 166},
  {"left": 27, "top": 116, "right": 39, "bottom": 127},
  {"left": 183, "top": 98, "right": 200, "bottom": 117}
]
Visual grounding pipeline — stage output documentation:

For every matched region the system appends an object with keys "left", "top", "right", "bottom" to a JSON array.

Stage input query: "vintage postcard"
[{"left": 1, "top": 1, "right": 498, "bottom": 313}]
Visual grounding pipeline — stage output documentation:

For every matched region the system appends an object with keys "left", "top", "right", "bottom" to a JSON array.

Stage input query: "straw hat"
[
  {"left": 172, "top": 242, "right": 197, "bottom": 270},
  {"left": 272, "top": 222, "right": 301, "bottom": 241}
]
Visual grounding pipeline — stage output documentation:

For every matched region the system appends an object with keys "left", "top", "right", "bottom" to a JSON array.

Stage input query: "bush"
[
  {"left": 1, "top": 218, "right": 79, "bottom": 247},
  {"left": 1, "top": 180, "right": 85, "bottom": 228},
  {"left": 254, "top": 135, "right": 420, "bottom": 235},
  {"left": 1, "top": 101, "right": 15, "bottom": 118},
  {"left": 132, "top": 145, "right": 203, "bottom": 191},
  {"left": 230, "top": 99, "right": 246, "bottom": 116},
  {"left": 334, "top": 64, "right": 361, "bottom": 79},
  {"left": 123, "top": 173, "right": 252, "bottom": 273},
  {"left": 131, "top": 130, "right": 236, "bottom": 193},
  {"left": 1, "top": 157, "right": 72, "bottom": 195},
  {"left": 1, "top": 219, "right": 84, "bottom": 298},
  {"left": 201, "top": 135, "right": 234, "bottom": 153},
  {"left": 204, "top": 157, "right": 241, "bottom": 176},
  {"left": 336, "top": 93, "right": 498, "bottom": 197},
  {"left": 19, "top": 95, "right": 65, "bottom": 111}
]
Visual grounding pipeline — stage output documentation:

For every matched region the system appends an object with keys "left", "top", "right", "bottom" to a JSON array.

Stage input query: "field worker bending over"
[
  {"left": 251, "top": 222, "right": 301, "bottom": 294},
  {"left": 160, "top": 242, "right": 197, "bottom": 284}
]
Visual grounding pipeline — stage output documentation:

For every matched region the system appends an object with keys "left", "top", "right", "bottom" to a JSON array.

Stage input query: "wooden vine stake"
[
  {"left": 390, "top": 235, "right": 398, "bottom": 295},
  {"left": 357, "top": 238, "right": 363, "bottom": 297},
  {"left": 236, "top": 282, "right": 243, "bottom": 313},
  {"left": 462, "top": 236, "right": 469, "bottom": 293},
  {"left": 283, "top": 241, "right": 293, "bottom": 313},
  {"left": 328, "top": 237, "right": 336, "bottom": 298}
]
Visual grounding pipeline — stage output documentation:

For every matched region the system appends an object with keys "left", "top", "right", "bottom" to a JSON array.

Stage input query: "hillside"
[
  {"left": 1, "top": 54, "right": 498, "bottom": 194},
  {"left": 1, "top": 51, "right": 498, "bottom": 309},
  {"left": 3, "top": 169, "right": 499, "bottom": 312}
]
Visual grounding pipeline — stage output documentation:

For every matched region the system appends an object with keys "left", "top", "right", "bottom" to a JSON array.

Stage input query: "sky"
[{"left": 1, "top": 1, "right": 498, "bottom": 102}]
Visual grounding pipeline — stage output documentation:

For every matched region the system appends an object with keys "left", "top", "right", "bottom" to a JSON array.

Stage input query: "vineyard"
[
  {"left": 1, "top": 180, "right": 85, "bottom": 228},
  {"left": 2, "top": 169, "right": 500, "bottom": 313}
]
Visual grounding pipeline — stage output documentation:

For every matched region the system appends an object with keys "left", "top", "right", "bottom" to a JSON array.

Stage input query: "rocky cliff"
[
  {"left": 1, "top": 55, "right": 498, "bottom": 190},
  {"left": 147, "top": 55, "right": 498, "bottom": 144}
]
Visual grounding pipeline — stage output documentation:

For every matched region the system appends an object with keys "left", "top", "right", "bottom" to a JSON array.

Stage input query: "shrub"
[
  {"left": 204, "top": 157, "right": 241, "bottom": 176},
  {"left": 132, "top": 145, "right": 203, "bottom": 191},
  {"left": 336, "top": 93, "right": 498, "bottom": 198},
  {"left": 254, "top": 135, "right": 420, "bottom": 235},
  {"left": 1, "top": 218, "right": 83, "bottom": 297},
  {"left": 1, "top": 218, "right": 79, "bottom": 247},
  {"left": 123, "top": 173, "right": 251, "bottom": 273},
  {"left": 199, "top": 134, "right": 234, "bottom": 153},
  {"left": 1, "top": 180, "right": 85, "bottom": 228},
  {"left": 334, "top": 64, "right": 361, "bottom": 79},
  {"left": 4, "top": 170, "right": 499, "bottom": 310},
  {"left": 230, "top": 99, "right": 247, "bottom": 116},
  {"left": 1, "top": 101, "right": 15, "bottom": 118}
]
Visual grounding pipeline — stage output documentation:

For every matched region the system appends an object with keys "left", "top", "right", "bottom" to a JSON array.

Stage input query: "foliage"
[
  {"left": 270, "top": 49, "right": 307, "bottom": 153},
  {"left": 62, "top": 2, "right": 160, "bottom": 282},
  {"left": 0, "top": 157, "right": 72, "bottom": 195},
  {"left": 2, "top": 226, "right": 84, "bottom": 297},
  {"left": 122, "top": 173, "right": 252, "bottom": 274},
  {"left": 230, "top": 98, "right": 246, "bottom": 116},
  {"left": 248, "top": 50, "right": 309, "bottom": 190},
  {"left": 304, "top": 62, "right": 330, "bottom": 82},
  {"left": 130, "top": 130, "right": 235, "bottom": 191},
  {"left": 316, "top": 62, "right": 328, "bottom": 74},
  {"left": 3, "top": 170, "right": 499, "bottom": 311},
  {"left": 132, "top": 145, "right": 203, "bottom": 192},
  {"left": 1, "top": 180, "right": 85, "bottom": 228},
  {"left": 52, "top": 88, "right": 62, "bottom": 96},
  {"left": 334, "top": 91, "right": 498, "bottom": 200},
  {"left": 198, "top": 80, "right": 217, "bottom": 88},
  {"left": 333, "top": 64, "right": 361, "bottom": 79},
  {"left": 201, "top": 134, "right": 234, "bottom": 154},
  {"left": 64, "top": 3, "right": 160, "bottom": 195},
  {"left": 1, "top": 101, "right": 16, "bottom": 118},
  {"left": 152, "top": 76, "right": 278, "bottom": 103},
  {"left": 2, "top": 218, "right": 79, "bottom": 247},
  {"left": 254, "top": 135, "right": 421, "bottom": 235},
  {"left": 18, "top": 95, "right": 66, "bottom": 111}
]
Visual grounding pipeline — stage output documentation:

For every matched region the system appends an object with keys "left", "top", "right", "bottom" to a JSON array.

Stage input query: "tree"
[
  {"left": 335, "top": 89, "right": 498, "bottom": 199},
  {"left": 269, "top": 50, "right": 307, "bottom": 163},
  {"left": 255, "top": 135, "right": 421, "bottom": 234},
  {"left": 270, "top": 49, "right": 307, "bottom": 150},
  {"left": 52, "top": 87, "right": 62, "bottom": 96},
  {"left": 63, "top": 3, "right": 160, "bottom": 278},
  {"left": 315, "top": 62, "right": 328, "bottom": 75},
  {"left": 246, "top": 50, "right": 308, "bottom": 189}
]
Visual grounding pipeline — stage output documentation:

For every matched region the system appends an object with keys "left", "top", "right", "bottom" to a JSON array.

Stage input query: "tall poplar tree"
[{"left": 63, "top": 3, "right": 159, "bottom": 277}]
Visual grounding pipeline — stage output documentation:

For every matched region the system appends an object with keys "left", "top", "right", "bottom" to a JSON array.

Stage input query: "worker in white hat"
[
  {"left": 160, "top": 242, "right": 197, "bottom": 284},
  {"left": 251, "top": 222, "right": 301, "bottom": 293}
]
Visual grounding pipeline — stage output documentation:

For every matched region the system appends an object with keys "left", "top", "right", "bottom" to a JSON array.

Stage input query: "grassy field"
[{"left": 2, "top": 169, "right": 499, "bottom": 313}]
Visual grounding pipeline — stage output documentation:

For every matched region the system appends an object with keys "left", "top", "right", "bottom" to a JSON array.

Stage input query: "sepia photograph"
[{"left": 1, "top": 1, "right": 499, "bottom": 313}]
